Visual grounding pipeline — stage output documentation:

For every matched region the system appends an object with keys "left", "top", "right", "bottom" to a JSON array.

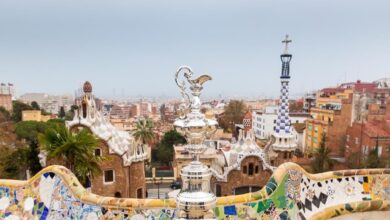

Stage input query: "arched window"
[
  {"left": 243, "top": 166, "right": 247, "bottom": 174},
  {"left": 255, "top": 165, "right": 259, "bottom": 174}
]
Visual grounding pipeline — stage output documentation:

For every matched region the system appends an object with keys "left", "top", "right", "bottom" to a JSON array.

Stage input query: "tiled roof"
[{"left": 364, "top": 121, "right": 390, "bottom": 137}]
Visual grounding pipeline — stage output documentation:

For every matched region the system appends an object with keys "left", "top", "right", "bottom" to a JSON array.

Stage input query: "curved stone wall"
[{"left": 1, "top": 163, "right": 390, "bottom": 219}]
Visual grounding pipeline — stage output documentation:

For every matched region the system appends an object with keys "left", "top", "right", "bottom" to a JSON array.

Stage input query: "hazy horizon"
[{"left": 1, "top": 0, "right": 389, "bottom": 99}]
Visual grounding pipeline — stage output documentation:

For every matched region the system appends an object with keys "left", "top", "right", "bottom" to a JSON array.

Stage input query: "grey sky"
[{"left": 0, "top": 0, "right": 389, "bottom": 99}]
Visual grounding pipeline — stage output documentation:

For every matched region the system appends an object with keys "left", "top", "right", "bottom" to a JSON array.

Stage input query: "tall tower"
[{"left": 270, "top": 35, "right": 297, "bottom": 165}]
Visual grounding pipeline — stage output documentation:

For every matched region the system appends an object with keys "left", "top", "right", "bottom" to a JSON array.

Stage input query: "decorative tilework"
[{"left": 2, "top": 164, "right": 390, "bottom": 219}]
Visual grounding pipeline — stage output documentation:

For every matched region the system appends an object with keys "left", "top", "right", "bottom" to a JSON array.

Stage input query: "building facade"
[
  {"left": 252, "top": 106, "right": 309, "bottom": 140},
  {"left": 19, "top": 93, "right": 73, "bottom": 114},
  {"left": 345, "top": 98, "right": 390, "bottom": 166},
  {"left": 40, "top": 81, "right": 148, "bottom": 198},
  {"left": 21, "top": 110, "right": 54, "bottom": 122},
  {"left": 0, "top": 94, "right": 12, "bottom": 112}
]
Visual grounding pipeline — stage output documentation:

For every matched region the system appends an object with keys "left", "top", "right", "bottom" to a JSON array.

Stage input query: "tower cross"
[{"left": 282, "top": 34, "right": 292, "bottom": 54}]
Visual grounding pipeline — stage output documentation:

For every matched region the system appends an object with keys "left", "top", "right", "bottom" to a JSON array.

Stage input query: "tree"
[
  {"left": 133, "top": 119, "right": 154, "bottom": 144},
  {"left": 0, "top": 106, "right": 10, "bottom": 120},
  {"left": 65, "top": 105, "right": 78, "bottom": 120},
  {"left": 363, "top": 141, "right": 384, "bottom": 168},
  {"left": 311, "top": 134, "right": 336, "bottom": 173},
  {"left": 11, "top": 101, "right": 33, "bottom": 122},
  {"left": 219, "top": 100, "right": 247, "bottom": 132},
  {"left": 58, "top": 106, "right": 66, "bottom": 119},
  {"left": 0, "top": 146, "right": 30, "bottom": 179},
  {"left": 15, "top": 121, "right": 50, "bottom": 175},
  {"left": 38, "top": 124, "right": 104, "bottom": 185},
  {"left": 346, "top": 152, "right": 362, "bottom": 169},
  {"left": 363, "top": 148, "right": 382, "bottom": 168},
  {"left": 31, "top": 101, "right": 40, "bottom": 110},
  {"left": 156, "top": 130, "right": 186, "bottom": 165}
]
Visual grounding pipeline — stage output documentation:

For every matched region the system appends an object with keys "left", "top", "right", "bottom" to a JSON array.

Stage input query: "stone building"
[
  {"left": 345, "top": 98, "right": 390, "bottom": 165},
  {"left": 0, "top": 94, "right": 12, "bottom": 112},
  {"left": 42, "top": 81, "right": 148, "bottom": 198},
  {"left": 210, "top": 131, "right": 274, "bottom": 196},
  {"left": 22, "top": 110, "right": 55, "bottom": 122},
  {"left": 305, "top": 96, "right": 353, "bottom": 156},
  {"left": 305, "top": 79, "right": 389, "bottom": 157},
  {"left": 173, "top": 129, "right": 275, "bottom": 196}
]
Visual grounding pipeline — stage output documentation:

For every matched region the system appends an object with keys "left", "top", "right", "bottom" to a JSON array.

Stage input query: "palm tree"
[
  {"left": 311, "top": 134, "right": 336, "bottom": 173},
  {"left": 38, "top": 123, "right": 104, "bottom": 184},
  {"left": 133, "top": 119, "right": 155, "bottom": 145}
]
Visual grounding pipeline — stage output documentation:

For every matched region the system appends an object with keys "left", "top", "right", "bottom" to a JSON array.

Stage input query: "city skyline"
[{"left": 1, "top": 0, "right": 389, "bottom": 98}]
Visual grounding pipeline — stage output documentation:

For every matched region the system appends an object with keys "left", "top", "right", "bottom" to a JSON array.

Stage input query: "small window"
[
  {"left": 284, "top": 152, "right": 288, "bottom": 159},
  {"left": 248, "top": 163, "right": 254, "bottom": 176},
  {"left": 255, "top": 165, "right": 259, "bottom": 174},
  {"left": 355, "top": 137, "right": 359, "bottom": 145},
  {"left": 346, "top": 135, "right": 350, "bottom": 142},
  {"left": 114, "top": 192, "right": 121, "bottom": 198},
  {"left": 95, "top": 148, "right": 101, "bottom": 156},
  {"left": 243, "top": 166, "right": 247, "bottom": 174},
  {"left": 216, "top": 184, "right": 222, "bottom": 196},
  {"left": 104, "top": 170, "right": 115, "bottom": 183},
  {"left": 137, "top": 188, "right": 143, "bottom": 198}
]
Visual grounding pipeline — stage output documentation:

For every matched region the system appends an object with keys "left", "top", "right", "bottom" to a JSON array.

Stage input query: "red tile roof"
[{"left": 364, "top": 121, "right": 390, "bottom": 137}]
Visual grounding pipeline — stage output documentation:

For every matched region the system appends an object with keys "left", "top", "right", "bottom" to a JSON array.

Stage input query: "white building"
[
  {"left": 252, "top": 106, "right": 310, "bottom": 150},
  {"left": 19, "top": 93, "right": 73, "bottom": 114}
]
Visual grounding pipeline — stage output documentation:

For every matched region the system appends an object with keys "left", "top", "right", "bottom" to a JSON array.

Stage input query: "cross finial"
[{"left": 282, "top": 34, "right": 292, "bottom": 54}]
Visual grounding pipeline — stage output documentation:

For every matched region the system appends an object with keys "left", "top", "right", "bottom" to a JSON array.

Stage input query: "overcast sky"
[{"left": 0, "top": 0, "right": 389, "bottom": 99}]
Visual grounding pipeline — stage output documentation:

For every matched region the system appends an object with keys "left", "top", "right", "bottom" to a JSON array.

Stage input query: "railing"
[{"left": 1, "top": 163, "right": 390, "bottom": 219}]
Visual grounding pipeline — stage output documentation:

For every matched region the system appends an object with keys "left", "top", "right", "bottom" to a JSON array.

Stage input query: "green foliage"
[
  {"left": 15, "top": 121, "right": 48, "bottom": 142},
  {"left": 58, "top": 106, "right": 66, "bottom": 119},
  {"left": 311, "top": 134, "right": 336, "bottom": 173},
  {"left": 11, "top": 101, "right": 33, "bottom": 122},
  {"left": 219, "top": 100, "right": 247, "bottom": 132},
  {"left": 31, "top": 101, "right": 40, "bottom": 110},
  {"left": 156, "top": 129, "right": 186, "bottom": 165},
  {"left": 346, "top": 152, "right": 362, "bottom": 169},
  {"left": 133, "top": 119, "right": 154, "bottom": 144},
  {"left": 0, "top": 146, "right": 30, "bottom": 179},
  {"left": 38, "top": 124, "right": 105, "bottom": 184},
  {"left": 0, "top": 106, "right": 10, "bottom": 120},
  {"left": 363, "top": 146, "right": 384, "bottom": 168},
  {"left": 64, "top": 105, "right": 78, "bottom": 120}
]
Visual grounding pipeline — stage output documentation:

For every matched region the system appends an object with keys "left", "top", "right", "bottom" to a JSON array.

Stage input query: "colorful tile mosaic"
[{"left": 1, "top": 164, "right": 390, "bottom": 219}]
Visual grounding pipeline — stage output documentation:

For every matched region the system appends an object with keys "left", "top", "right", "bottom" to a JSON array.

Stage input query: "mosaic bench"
[{"left": 1, "top": 162, "right": 390, "bottom": 219}]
